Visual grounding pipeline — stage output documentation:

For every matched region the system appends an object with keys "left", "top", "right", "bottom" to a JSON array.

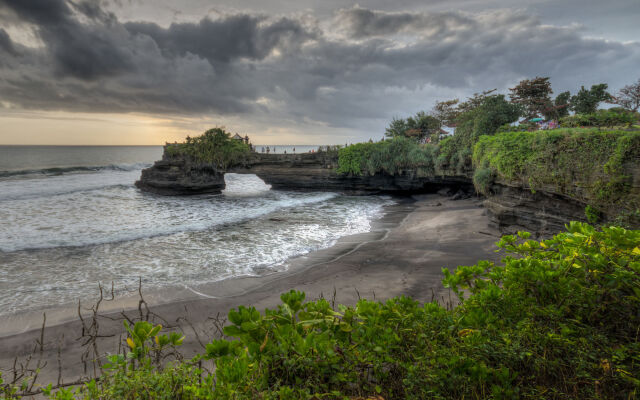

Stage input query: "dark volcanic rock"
[
  {"left": 483, "top": 184, "right": 588, "bottom": 238},
  {"left": 137, "top": 151, "right": 472, "bottom": 196},
  {"left": 136, "top": 147, "right": 638, "bottom": 237},
  {"left": 135, "top": 158, "right": 225, "bottom": 195}
]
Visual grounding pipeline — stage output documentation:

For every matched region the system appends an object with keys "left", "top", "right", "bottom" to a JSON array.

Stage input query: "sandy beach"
[{"left": 0, "top": 194, "right": 501, "bottom": 386}]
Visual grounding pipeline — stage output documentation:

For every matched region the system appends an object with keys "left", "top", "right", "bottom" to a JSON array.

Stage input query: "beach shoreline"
[
  {"left": 0, "top": 194, "right": 502, "bottom": 384},
  {"left": 0, "top": 195, "right": 405, "bottom": 338}
]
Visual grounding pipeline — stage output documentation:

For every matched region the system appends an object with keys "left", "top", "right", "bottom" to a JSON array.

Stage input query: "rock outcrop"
[
  {"left": 137, "top": 146, "right": 638, "bottom": 237},
  {"left": 135, "top": 158, "right": 225, "bottom": 195},
  {"left": 136, "top": 150, "right": 472, "bottom": 196},
  {"left": 482, "top": 158, "right": 640, "bottom": 237},
  {"left": 483, "top": 184, "right": 589, "bottom": 237}
]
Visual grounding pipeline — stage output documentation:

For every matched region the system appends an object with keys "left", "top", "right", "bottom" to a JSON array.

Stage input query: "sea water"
[{"left": 0, "top": 146, "right": 391, "bottom": 316}]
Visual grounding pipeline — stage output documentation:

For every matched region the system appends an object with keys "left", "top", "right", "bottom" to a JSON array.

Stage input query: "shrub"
[
  {"left": 337, "top": 137, "right": 436, "bottom": 176},
  {"left": 559, "top": 109, "right": 638, "bottom": 128},
  {"left": 436, "top": 95, "right": 520, "bottom": 175},
  {"left": 585, "top": 205, "right": 600, "bottom": 224},
  {"left": 164, "top": 128, "right": 251, "bottom": 169},
  {"left": 32, "top": 224, "right": 640, "bottom": 399},
  {"left": 472, "top": 129, "right": 640, "bottom": 213},
  {"left": 473, "top": 167, "right": 494, "bottom": 195}
]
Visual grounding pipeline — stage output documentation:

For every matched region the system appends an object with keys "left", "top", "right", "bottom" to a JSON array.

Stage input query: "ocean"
[{"left": 0, "top": 146, "right": 391, "bottom": 317}]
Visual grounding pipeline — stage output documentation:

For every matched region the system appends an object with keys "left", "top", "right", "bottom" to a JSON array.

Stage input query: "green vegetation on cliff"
[
  {"left": 336, "top": 136, "right": 436, "bottom": 176},
  {"left": 436, "top": 94, "right": 521, "bottom": 174},
  {"left": 13, "top": 223, "right": 639, "bottom": 399},
  {"left": 165, "top": 128, "right": 251, "bottom": 169},
  {"left": 472, "top": 129, "right": 640, "bottom": 213},
  {"left": 559, "top": 108, "right": 639, "bottom": 128},
  {"left": 337, "top": 76, "right": 640, "bottom": 224}
]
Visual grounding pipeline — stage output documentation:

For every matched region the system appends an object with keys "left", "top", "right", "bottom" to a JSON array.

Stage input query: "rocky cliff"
[
  {"left": 136, "top": 150, "right": 472, "bottom": 196},
  {"left": 137, "top": 139, "right": 639, "bottom": 237},
  {"left": 136, "top": 158, "right": 225, "bottom": 195},
  {"left": 482, "top": 184, "right": 592, "bottom": 236},
  {"left": 473, "top": 129, "right": 640, "bottom": 236}
]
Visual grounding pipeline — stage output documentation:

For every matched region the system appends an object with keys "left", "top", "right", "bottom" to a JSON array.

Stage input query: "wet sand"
[{"left": 0, "top": 194, "right": 501, "bottom": 386}]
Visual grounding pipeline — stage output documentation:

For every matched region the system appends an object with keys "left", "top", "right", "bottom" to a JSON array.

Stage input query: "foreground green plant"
[{"left": 5, "top": 223, "right": 638, "bottom": 399}]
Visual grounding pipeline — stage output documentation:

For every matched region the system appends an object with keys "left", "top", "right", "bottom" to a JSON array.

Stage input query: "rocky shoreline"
[{"left": 136, "top": 149, "right": 603, "bottom": 237}]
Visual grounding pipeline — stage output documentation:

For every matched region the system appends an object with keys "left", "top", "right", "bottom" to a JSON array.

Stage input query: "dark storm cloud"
[
  {"left": 332, "top": 6, "right": 475, "bottom": 38},
  {"left": 0, "top": 28, "right": 17, "bottom": 56},
  {"left": 1, "top": 0, "right": 72, "bottom": 25},
  {"left": 0, "top": 0, "right": 639, "bottom": 134},
  {"left": 2, "top": 0, "right": 134, "bottom": 79},
  {"left": 125, "top": 15, "right": 313, "bottom": 64}
]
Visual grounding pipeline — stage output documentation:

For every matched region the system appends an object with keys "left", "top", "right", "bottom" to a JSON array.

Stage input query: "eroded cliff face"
[
  {"left": 135, "top": 158, "right": 225, "bottom": 195},
  {"left": 482, "top": 157, "right": 640, "bottom": 237},
  {"left": 136, "top": 148, "right": 638, "bottom": 237},
  {"left": 483, "top": 184, "right": 590, "bottom": 237},
  {"left": 136, "top": 151, "right": 472, "bottom": 196}
]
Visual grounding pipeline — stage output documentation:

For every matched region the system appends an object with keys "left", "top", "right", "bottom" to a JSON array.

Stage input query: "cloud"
[
  {"left": 0, "top": 28, "right": 18, "bottom": 56},
  {"left": 0, "top": 0, "right": 639, "bottom": 140},
  {"left": 332, "top": 6, "right": 476, "bottom": 39}
]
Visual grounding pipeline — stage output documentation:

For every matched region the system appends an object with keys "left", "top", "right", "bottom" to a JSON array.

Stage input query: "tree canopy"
[
  {"left": 384, "top": 111, "right": 441, "bottom": 142},
  {"left": 570, "top": 84, "right": 611, "bottom": 114},
  {"left": 431, "top": 99, "right": 460, "bottom": 126},
  {"left": 509, "top": 77, "right": 553, "bottom": 119},
  {"left": 552, "top": 91, "right": 572, "bottom": 119},
  {"left": 612, "top": 78, "right": 640, "bottom": 111}
]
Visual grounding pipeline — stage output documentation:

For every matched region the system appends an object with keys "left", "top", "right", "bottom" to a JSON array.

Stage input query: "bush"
[
  {"left": 560, "top": 109, "right": 638, "bottom": 128},
  {"left": 472, "top": 129, "right": 640, "bottom": 214},
  {"left": 31, "top": 224, "right": 640, "bottom": 399},
  {"left": 473, "top": 167, "right": 494, "bottom": 195},
  {"left": 337, "top": 137, "right": 436, "bottom": 176},
  {"left": 164, "top": 128, "right": 251, "bottom": 169},
  {"left": 585, "top": 205, "right": 600, "bottom": 224}
]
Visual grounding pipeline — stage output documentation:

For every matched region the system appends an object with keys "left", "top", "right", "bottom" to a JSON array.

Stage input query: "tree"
[
  {"left": 406, "top": 112, "right": 441, "bottom": 140},
  {"left": 540, "top": 91, "right": 571, "bottom": 120},
  {"left": 431, "top": 99, "right": 460, "bottom": 126},
  {"left": 457, "top": 89, "right": 497, "bottom": 113},
  {"left": 471, "top": 95, "right": 521, "bottom": 137},
  {"left": 570, "top": 83, "right": 611, "bottom": 114},
  {"left": 612, "top": 79, "right": 640, "bottom": 111},
  {"left": 554, "top": 91, "right": 571, "bottom": 118},
  {"left": 385, "top": 112, "right": 441, "bottom": 141},
  {"left": 509, "top": 77, "right": 553, "bottom": 119},
  {"left": 385, "top": 117, "right": 408, "bottom": 138}
]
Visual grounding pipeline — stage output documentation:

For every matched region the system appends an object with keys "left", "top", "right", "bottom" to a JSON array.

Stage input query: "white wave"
[
  {"left": 0, "top": 168, "right": 144, "bottom": 202},
  {"left": 0, "top": 175, "right": 338, "bottom": 252}
]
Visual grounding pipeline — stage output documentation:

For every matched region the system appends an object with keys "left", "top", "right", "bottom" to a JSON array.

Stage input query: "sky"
[{"left": 0, "top": 0, "right": 638, "bottom": 145}]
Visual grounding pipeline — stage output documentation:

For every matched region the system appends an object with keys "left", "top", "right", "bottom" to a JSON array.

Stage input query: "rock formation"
[
  {"left": 137, "top": 146, "right": 638, "bottom": 237},
  {"left": 136, "top": 150, "right": 472, "bottom": 196}
]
